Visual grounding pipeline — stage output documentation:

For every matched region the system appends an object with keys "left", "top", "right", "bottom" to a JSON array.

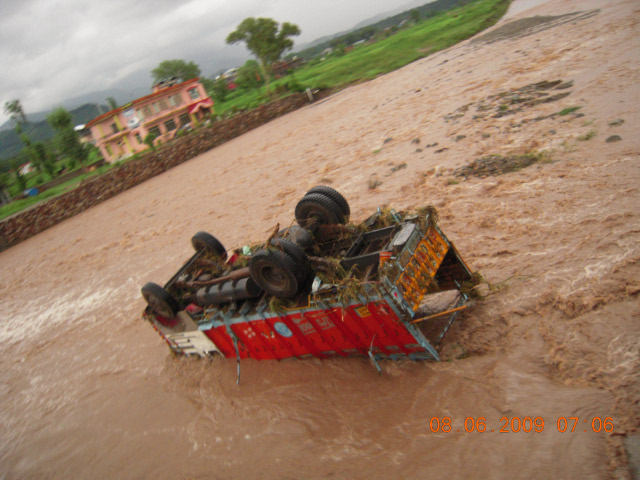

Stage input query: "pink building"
[{"left": 86, "top": 78, "right": 213, "bottom": 163}]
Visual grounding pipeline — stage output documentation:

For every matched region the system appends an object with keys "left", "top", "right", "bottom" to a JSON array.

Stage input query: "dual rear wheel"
[
  {"left": 295, "top": 185, "right": 350, "bottom": 229},
  {"left": 249, "top": 238, "right": 311, "bottom": 299}
]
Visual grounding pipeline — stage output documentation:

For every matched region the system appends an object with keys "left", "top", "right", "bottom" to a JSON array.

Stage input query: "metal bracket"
[
  {"left": 434, "top": 288, "right": 468, "bottom": 345},
  {"left": 368, "top": 335, "right": 382, "bottom": 374}
]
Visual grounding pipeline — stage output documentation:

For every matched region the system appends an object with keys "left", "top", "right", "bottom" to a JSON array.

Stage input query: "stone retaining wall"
[{"left": 0, "top": 91, "right": 326, "bottom": 251}]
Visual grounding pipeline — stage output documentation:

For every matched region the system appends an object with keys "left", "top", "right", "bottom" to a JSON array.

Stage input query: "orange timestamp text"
[{"left": 429, "top": 416, "right": 615, "bottom": 433}]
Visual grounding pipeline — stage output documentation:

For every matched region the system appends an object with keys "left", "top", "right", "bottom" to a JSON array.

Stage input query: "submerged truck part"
[{"left": 196, "top": 277, "right": 262, "bottom": 306}]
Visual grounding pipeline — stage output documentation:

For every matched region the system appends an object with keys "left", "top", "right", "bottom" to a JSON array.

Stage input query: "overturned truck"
[{"left": 141, "top": 186, "right": 474, "bottom": 370}]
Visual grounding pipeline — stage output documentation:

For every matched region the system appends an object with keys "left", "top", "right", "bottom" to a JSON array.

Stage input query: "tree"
[
  {"left": 199, "top": 77, "right": 215, "bottom": 95},
  {"left": 226, "top": 17, "right": 300, "bottom": 93},
  {"left": 211, "top": 77, "right": 229, "bottom": 103},
  {"left": 33, "top": 142, "right": 56, "bottom": 178},
  {"left": 9, "top": 158, "right": 27, "bottom": 192},
  {"left": 236, "top": 59, "right": 264, "bottom": 91},
  {"left": 105, "top": 97, "right": 118, "bottom": 110},
  {"left": 47, "top": 107, "right": 86, "bottom": 166},
  {"left": 143, "top": 131, "right": 159, "bottom": 150},
  {"left": 47, "top": 107, "right": 72, "bottom": 131},
  {"left": 5, "top": 99, "right": 36, "bottom": 167},
  {"left": 152, "top": 59, "right": 201, "bottom": 85},
  {"left": 4, "top": 99, "right": 26, "bottom": 127}
]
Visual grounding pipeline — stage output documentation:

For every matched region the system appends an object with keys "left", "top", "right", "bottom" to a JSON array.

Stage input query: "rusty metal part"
[
  {"left": 410, "top": 305, "right": 467, "bottom": 324},
  {"left": 187, "top": 267, "right": 251, "bottom": 286},
  {"left": 193, "top": 257, "right": 226, "bottom": 270}
]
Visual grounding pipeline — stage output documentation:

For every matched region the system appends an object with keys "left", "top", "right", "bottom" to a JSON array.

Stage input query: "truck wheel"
[
  {"left": 306, "top": 186, "right": 350, "bottom": 217},
  {"left": 191, "top": 231, "right": 227, "bottom": 259},
  {"left": 249, "top": 249, "right": 300, "bottom": 299},
  {"left": 270, "top": 238, "right": 312, "bottom": 282},
  {"left": 141, "top": 282, "right": 179, "bottom": 319},
  {"left": 295, "top": 193, "right": 345, "bottom": 229}
]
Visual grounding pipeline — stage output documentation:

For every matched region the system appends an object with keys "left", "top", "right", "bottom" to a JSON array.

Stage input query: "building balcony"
[{"left": 101, "top": 128, "right": 130, "bottom": 142}]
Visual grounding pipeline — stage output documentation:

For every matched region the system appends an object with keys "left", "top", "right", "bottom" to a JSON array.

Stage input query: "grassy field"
[
  {"left": 214, "top": 0, "right": 509, "bottom": 115},
  {"left": 0, "top": 162, "right": 113, "bottom": 220}
]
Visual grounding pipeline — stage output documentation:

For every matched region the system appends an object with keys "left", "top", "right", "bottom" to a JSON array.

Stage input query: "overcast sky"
[{"left": 0, "top": 0, "right": 421, "bottom": 125}]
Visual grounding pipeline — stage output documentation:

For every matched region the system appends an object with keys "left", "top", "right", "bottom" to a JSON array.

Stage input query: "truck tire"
[
  {"left": 249, "top": 249, "right": 300, "bottom": 299},
  {"left": 141, "top": 282, "right": 179, "bottom": 319},
  {"left": 191, "top": 231, "right": 227, "bottom": 259},
  {"left": 295, "top": 193, "right": 345, "bottom": 229},
  {"left": 270, "top": 238, "right": 312, "bottom": 282},
  {"left": 306, "top": 186, "right": 350, "bottom": 217}
]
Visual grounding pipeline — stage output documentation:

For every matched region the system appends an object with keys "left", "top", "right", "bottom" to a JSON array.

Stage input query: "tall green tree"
[
  {"left": 4, "top": 99, "right": 26, "bottom": 127},
  {"left": 47, "top": 107, "right": 86, "bottom": 167},
  {"left": 4, "top": 99, "right": 29, "bottom": 139},
  {"left": 152, "top": 60, "right": 201, "bottom": 85},
  {"left": 4, "top": 98, "right": 38, "bottom": 174},
  {"left": 226, "top": 17, "right": 300, "bottom": 93}
]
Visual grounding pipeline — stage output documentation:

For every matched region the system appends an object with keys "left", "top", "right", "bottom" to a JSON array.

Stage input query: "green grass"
[
  {"left": 214, "top": 87, "right": 273, "bottom": 116},
  {"left": 577, "top": 129, "right": 597, "bottom": 141},
  {"left": 213, "top": 0, "right": 510, "bottom": 113},
  {"left": 294, "top": 0, "right": 508, "bottom": 87},
  {"left": 557, "top": 106, "right": 582, "bottom": 116},
  {"left": 0, "top": 162, "right": 114, "bottom": 220}
]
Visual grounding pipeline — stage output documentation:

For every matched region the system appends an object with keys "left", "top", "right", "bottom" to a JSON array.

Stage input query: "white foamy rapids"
[{"left": 0, "top": 276, "right": 140, "bottom": 346}]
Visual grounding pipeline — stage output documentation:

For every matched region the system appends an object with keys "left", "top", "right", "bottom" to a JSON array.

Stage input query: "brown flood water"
[{"left": 1, "top": 0, "right": 638, "bottom": 478}]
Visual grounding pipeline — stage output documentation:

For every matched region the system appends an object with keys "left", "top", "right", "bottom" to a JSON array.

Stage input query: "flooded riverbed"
[{"left": 1, "top": 0, "right": 638, "bottom": 478}]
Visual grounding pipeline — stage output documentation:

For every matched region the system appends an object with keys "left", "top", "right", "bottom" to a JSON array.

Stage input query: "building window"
[
  {"left": 148, "top": 126, "right": 161, "bottom": 138},
  {"left": 135, "top": 133, "right": 142, "bottom": 144},
  {"left": 137, "top": 109, "right": 145, "bottom": 121},
  {"left": 143, "top": 106, "right": 152, "bottom": 117},
  {"left": 179, "top": 114, "right": 190, "bottom": 126},
  {"left": 188, "top": 87, "right": 200, "bottom": 100},
  {"left": 170, "top": 94, "right": 182, "bottom": 106},
  {"left": 159, "top": 100, "right": 168, "bottom": 111},
  {"left": 164, "top": 119, "right": 177, "bottom": 131},
  {"left": 111, "top": 123, "right": 118, "bottom": 134}
]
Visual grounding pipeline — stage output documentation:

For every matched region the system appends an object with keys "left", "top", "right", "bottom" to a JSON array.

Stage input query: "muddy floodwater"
[{"left": 1, "top": 0, "right": 638, "bottom": 478}]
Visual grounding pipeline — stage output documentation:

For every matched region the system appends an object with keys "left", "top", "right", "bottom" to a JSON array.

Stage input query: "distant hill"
[
  {"left": 0, "top": 103, "right": 106, "bottom": 162},
  {"left": 351, "top": 0, "right": 428, "bottom": 29},
  {"left": 293, "top": 0, "right": 473, "bottom": 59},
  {"left": 293, "top": 0, "right": 427, "bottom": 54}
]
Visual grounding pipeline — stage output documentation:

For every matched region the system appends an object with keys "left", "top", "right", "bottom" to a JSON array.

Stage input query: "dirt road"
[{"left": 1, "top": 0, "right": 638, "bottom": 478}]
